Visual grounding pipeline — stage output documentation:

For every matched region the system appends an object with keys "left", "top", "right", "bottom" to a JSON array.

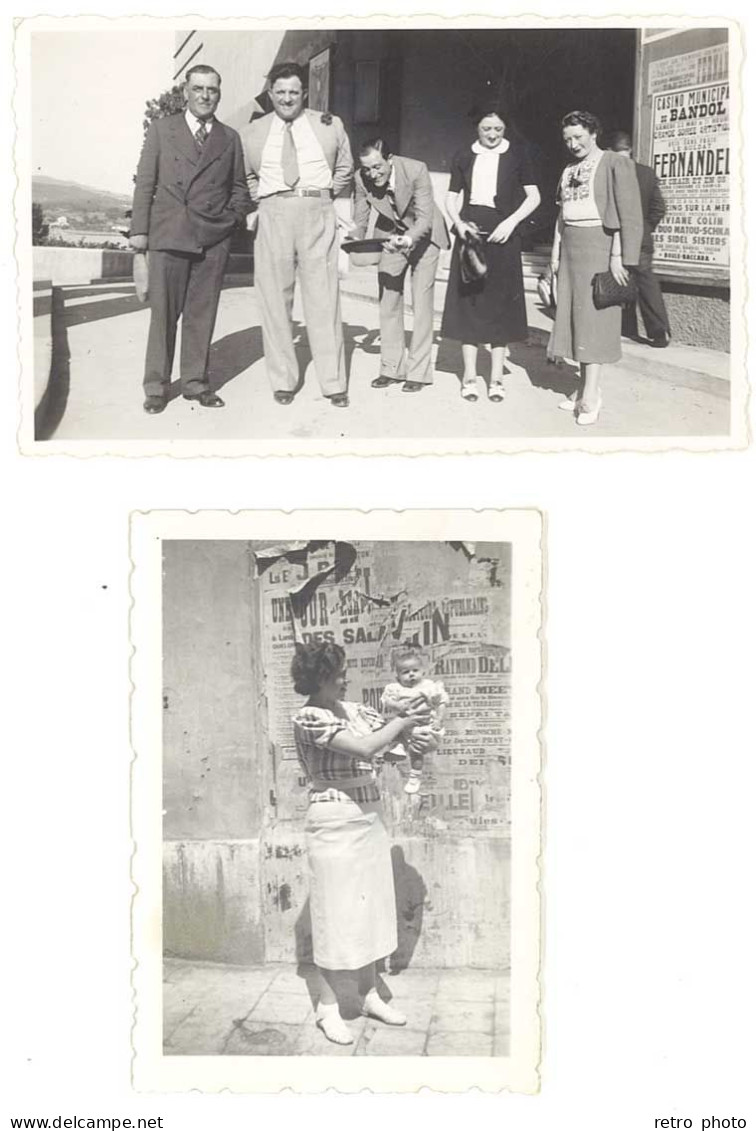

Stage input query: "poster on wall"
[
  {"left": 647, "top": 42, "right": 728, "bottom": 94},
  {"left": 256, "top": 541, "right": 512, "bottom": 832},
  {"left": 649, "top": 45, "right": 729, "bottom": 273},
  {"left": 308, "top": 46, "right": 331, "bottom": 112}
]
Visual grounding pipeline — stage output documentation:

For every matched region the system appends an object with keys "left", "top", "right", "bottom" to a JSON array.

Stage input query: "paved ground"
[
  {"left": 36, "top": 273, "right": 730, "bottom": 443},
  {"left": 163, "top": 959, "right": 510, "bottom": 1057}
]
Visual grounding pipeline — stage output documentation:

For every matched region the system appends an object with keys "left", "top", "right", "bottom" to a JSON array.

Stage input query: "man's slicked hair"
[
  {"left": 268, "top": 62, "right": 307, "bottom": 89},
  {"left": 185, "top": 64, "right": 222, "bottom": 85},
  {"left": 359, "top": 137, "right": 393, "bottom": 160}
]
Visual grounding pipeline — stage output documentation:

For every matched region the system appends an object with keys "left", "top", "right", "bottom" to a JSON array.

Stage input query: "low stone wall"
[
  {"left": 163, "top": 833, "right": 511, "bottom": 970},
  {"left": 33, "top": 246, "right": 134, "bottom": 285}
]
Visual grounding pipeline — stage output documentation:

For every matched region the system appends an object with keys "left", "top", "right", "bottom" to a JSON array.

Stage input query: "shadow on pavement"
[
  {"left": 203, "top": 320, "right": 378, "bottom": 397},
  {"left": 35, "top": 287, "right": 70, "bottom": 441},
  {"left": 389, "top": 845, "right": 427, "bottom": 975},
  {"left": 206, "top": 325, "right": 265, "bottom": 392},
  {"left": 62, "top": 289, "right": 145, "bottom": 329},
  {"left": 435, "top": 333, "right": 579, "bottom": 398}
]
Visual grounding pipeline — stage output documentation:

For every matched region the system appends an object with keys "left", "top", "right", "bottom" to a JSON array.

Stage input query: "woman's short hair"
[
  {"left": 561, "top": 110, "right": 601, "bottom": 136},
  {"left": 470, "top": 103, "right": 507, "bottom": 129},
  {"left": 291, "top": 641, "right": 346, "bottom": 695},
  {"left": 358, "top": 137, "right": 392, "bottom": 160}
]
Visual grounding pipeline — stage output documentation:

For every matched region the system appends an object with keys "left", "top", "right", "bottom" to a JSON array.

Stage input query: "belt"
[
  {"left": 310, "top": 788, "right": 354, "bottom": 803},
  {"left": 275, "top": 188, "right": 331, "bottom": 199},
  {"left": 309, "top": 773, "right": 375, "bottom": 793}
]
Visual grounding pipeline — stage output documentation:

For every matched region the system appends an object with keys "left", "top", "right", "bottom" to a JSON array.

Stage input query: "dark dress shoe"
[
  {"left": 184, "top": 390, "right": 225, "bottom": 407},
  {"left": 329, "top": 393, "right": 349, "bottom": 408},
  {"left": 143, "top": 396, "right": 166, "bottom": 414},
  {"left": 401, "top": 381, "right": 424, "bottom": 392},
  {"left": 650, "top": 334, "right": 670, "bottom": 349},
  {"left": 274, "top": 391, "right": 295, "bottom": 405},
  {"left": 371, "top": 376, "right": 394, "bottom": 388}
]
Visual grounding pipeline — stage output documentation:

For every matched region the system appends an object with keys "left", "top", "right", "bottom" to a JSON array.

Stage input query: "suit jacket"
[
  {"left": 353, "top": 155, "right": 450, "bottom": 251},
  {"left": 634, "top": 161, "right": 666, "bottom": 251},
  {"left": 560, "top": 149, "right": 643, "bottom": 266},
  {"left": 131, "top": 115, "right": 251, "bottom": 254},
  {"left": 240, "top": 109, "right": 354, "bottom": 202}
]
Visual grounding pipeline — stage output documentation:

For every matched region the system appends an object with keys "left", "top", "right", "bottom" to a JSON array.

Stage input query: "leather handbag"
[
  {"left": 460, "top": 240, "right": 487, "bottom": 284},
  {"left": 133, "top": 251, "right": 149, "bottom": 303},
  {"left": 592, "top": 269, "right": 637, "bottom": 310},
  {"left": 459, "top": 223, "right": 489, "bottom": 284}
]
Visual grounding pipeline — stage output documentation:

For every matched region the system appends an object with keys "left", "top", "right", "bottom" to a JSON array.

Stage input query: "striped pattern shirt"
[{"left": 292, "top": 701, "right": 387, "bottom": 803}]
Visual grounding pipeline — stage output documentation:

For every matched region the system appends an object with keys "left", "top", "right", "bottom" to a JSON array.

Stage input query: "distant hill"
[{"left": 32, "top": 175, "right": 131, "bottom": 227}]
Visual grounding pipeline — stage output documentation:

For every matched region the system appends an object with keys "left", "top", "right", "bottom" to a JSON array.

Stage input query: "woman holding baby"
[{"left": 291, "top": 640, "right": 434, "bottom": 1045}]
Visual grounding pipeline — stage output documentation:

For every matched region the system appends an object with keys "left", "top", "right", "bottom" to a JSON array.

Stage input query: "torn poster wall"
[{"left": 254, "top": 540, "right": 512, "bottom": 835}]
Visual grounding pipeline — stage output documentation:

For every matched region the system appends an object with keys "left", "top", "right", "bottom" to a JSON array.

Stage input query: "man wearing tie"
[
  {"left": 352, "top": 139, "right": 450, "bottom": 392},
  {"left": 240, "top": 63, "right": 353, "bottom": 407},
  {"left": 130, "top": 65, "right": 251, "bottom": 413}
]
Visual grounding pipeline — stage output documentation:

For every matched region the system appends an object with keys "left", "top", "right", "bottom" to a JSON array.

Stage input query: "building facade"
[
  {"left": 163, "top": 540, "right": 513, "bottom": 970},
  {"left": 169, "top": 26, "right": 732, "bottom": 350}
]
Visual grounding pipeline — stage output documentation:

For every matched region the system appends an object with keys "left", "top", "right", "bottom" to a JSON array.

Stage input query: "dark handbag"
[
  {"left": 592, "top": 269, "right": 637, "bottom": 310},
  {"left": 460, "top": 229, "right": 488, "bottom": 284}
]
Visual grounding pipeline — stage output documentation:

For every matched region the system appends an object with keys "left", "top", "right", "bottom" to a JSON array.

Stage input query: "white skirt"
[{"left": 304, "top": 796, "right": 398, "bottom": 970}]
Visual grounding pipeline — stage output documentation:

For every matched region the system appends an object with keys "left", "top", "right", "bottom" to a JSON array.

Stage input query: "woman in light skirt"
[
  {"left": 291, "top": 641, "right": 432, "bottom": 1045},
  {"left": 549, "top": 110, "right": 643, "bottom": 424}
]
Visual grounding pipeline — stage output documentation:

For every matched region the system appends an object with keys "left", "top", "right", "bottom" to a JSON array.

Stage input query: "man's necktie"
[
  {"left": 195, "top": 121, "right": 208, "bottom": 154},
  {"left": 282, "top": 122, "right": 300, "bottom": 188},
  {"left": 386, "top": 187, "right": 406, "bottom": 232}
]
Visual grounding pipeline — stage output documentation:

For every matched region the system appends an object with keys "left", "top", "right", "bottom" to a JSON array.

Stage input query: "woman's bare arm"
[
  {"left": 445, "top": 189, "right": 475, "bottom": 240},
  {"left": 328, "top": 706, "right": 429, "bottom": 759}
]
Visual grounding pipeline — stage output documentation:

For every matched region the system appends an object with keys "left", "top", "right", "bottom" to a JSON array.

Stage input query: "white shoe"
[
  {"left": 577, "top": 392, "right": 603, "bottom": 426},
  {"left": 558, "top": 392, "right": 578, "bottom": 411},
  {"left": 488, "top": 380, "right": 505, "bottom": 402},
  {"left": 404, "top": 773, "right": 421, "bottom": 794},
  {"left": 315, "top": 1003, "right": 354, "bottom": 1045},
  {"left": 362, "top": 990, "right": 407, "bottom": 1026},
  {"left": 461, "top": 377, "right": 479, "bottom": 401}
]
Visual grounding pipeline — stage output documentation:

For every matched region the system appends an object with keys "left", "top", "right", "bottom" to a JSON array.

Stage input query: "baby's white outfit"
[{"left": 380, "top": 678, "right": 449, "bottom": 758}]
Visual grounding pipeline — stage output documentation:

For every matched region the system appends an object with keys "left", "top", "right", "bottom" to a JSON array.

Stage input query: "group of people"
[{"left": 131, "top": 62, "right": 671, "bottom": 426}]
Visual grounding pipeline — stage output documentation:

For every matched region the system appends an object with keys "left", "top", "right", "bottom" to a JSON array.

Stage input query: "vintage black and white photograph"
[
  {"left": 130, "top": 510, "right": 542, "bottom": 1092},
  {"left": 19, "top": 17, "right": 743, "bottom": 454}
]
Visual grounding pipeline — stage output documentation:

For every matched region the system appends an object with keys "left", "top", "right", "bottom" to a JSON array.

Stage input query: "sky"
[{"left": 31, "top": 30, "right": 176, "bottom": 197}]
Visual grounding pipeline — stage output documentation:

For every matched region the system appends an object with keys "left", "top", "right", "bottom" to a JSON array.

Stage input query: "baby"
[{"left": 381, "top": 648, "right": 449, "bottom": 794}]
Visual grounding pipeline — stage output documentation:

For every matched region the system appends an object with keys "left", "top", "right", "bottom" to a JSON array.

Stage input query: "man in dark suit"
[
  {"left": 130, "top": 65, "right": 251, "bottom": 413},
  {"left": 352, "top": 139, "right": 450, "bottom": 391},
  {"left": 610, "top": 131, "right": 671, "bottom": 348}
]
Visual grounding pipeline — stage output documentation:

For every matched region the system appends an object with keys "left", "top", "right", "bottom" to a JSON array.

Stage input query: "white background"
[{"left": 4, "top": 4, "right": 755, "bottom": 1130}]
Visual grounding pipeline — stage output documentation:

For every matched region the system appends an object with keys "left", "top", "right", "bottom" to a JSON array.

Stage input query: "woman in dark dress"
[{"left": 442, "top": 106, "right": 541, "bottom": 401}]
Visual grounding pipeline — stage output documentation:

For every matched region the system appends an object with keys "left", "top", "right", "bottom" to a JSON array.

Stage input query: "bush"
[
  {"left": 143, "top": 84, "right": 185, "bottom": 137},
  {"left": 32, "top": 202, "right": 49, "bottom": 245},
  {"left": 41, "top": 236, "right": 128, "bottom": 251}
]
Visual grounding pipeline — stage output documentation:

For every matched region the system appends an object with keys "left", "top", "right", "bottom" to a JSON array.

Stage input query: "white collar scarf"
[{"left": 471, "top": 138, "right": 509, "bottom": 156}]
